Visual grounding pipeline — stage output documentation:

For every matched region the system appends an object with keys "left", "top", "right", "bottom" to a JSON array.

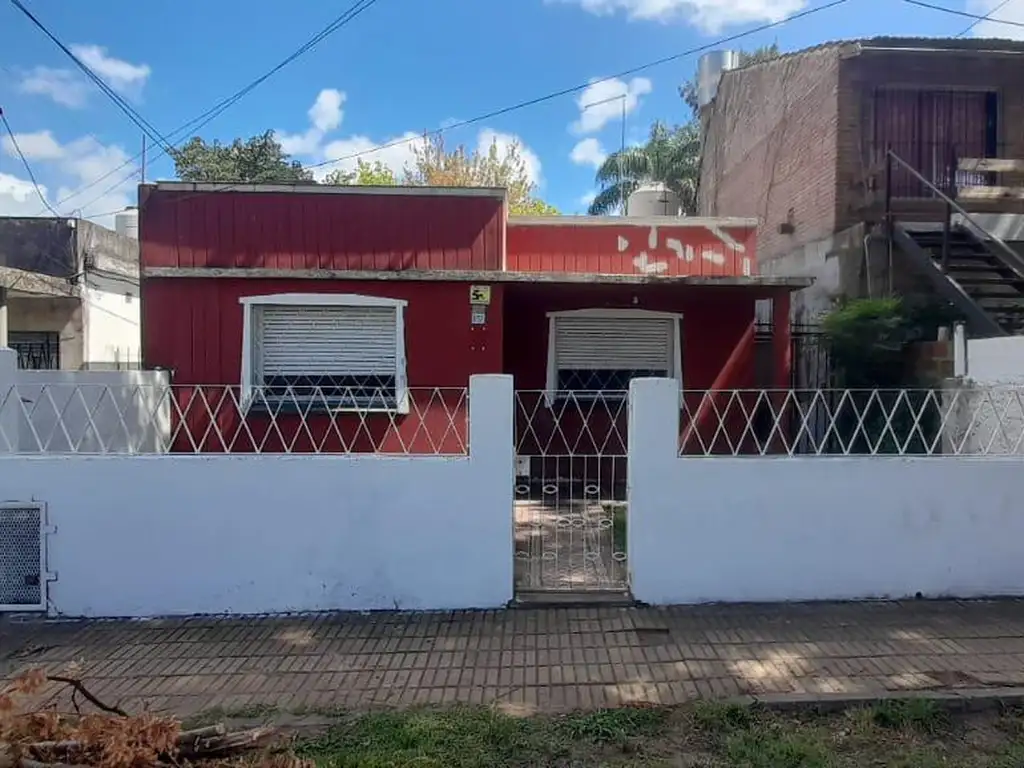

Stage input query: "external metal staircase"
[{"left": 885, "top": 150, "right": 1024, "bottom": 337}]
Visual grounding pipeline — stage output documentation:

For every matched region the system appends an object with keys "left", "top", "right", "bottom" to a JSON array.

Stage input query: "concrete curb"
[{"left": 734, "top": 687, "right": 1024, "bottom": 714}]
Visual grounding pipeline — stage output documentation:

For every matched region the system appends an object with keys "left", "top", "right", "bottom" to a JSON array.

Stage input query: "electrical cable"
[
  {"left": 956, "top": 0, "right": 1013, "bottom": 36},
  {"left": 901, "top": 0, "right": 1024, "bottom": 30},
  {"left": 49, "top": 0, "right": 380, "bottom": 215},
  {"left": 0, "top": 107, "right": 61, "bottom": 216},
  {"left": 9, "top": 0, "right": 175, "bottom": 155},
  {"left": 107, "top": 0, "right": 851, "bottom": 211}
]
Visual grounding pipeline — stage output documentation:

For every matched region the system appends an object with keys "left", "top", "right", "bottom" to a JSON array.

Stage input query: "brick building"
[{"left": 699, "top": 37, "right": 1024, "bottom": 337}]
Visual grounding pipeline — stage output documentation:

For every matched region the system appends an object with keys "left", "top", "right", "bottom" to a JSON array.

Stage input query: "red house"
[{"left": 138, "top": 182, "right": 808, "bottom": 462}]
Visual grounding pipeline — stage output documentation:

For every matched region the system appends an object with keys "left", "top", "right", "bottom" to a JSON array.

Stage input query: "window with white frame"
[
  {"left": 545, "top": 309, "right": 682, "bottom": 401},
  {"left": 240, "top": 294, "right": 408, "bottom": 412}
]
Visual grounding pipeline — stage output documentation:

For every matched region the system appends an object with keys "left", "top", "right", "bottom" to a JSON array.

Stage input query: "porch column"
[{"left": 772, "top": 292, "right": 792, "bottom": 390}]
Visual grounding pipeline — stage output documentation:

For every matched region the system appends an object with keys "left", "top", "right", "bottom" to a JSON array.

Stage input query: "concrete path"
[{"left": 4, "top": 601, "right": 1024, "bottom": 717}]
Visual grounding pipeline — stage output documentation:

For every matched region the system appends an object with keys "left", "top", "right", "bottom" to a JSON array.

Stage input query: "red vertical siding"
[
  {"left": 142, "top": 278, "right": 504, "bottom": 453},
  {"left": 140, "top": 188, "right": 505, "bottom": 271},
  {"left": 507, "top": 221, "right": 758, "bottom": 276}
]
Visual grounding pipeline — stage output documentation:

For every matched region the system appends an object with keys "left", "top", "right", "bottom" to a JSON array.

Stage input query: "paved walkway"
[{"left": 4, "top": 601, "right": 1024, "bottom": 716}]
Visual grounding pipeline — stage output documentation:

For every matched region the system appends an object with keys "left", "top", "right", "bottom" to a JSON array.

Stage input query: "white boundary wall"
[
  {"left": 0, "top": 373, "right": 514, "bottom": 617},
  {"left": 629, "top": 378, "right": 1024, "bottom": 605}
]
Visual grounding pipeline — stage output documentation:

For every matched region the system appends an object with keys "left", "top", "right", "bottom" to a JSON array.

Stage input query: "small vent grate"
[{"left": 0, "top": 505, "right": 43, "bottom": 608}]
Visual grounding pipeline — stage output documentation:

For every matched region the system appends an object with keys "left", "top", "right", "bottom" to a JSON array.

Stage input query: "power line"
[
  {"left": 901, "top": 0, "right": 1024, "bottom": 30},
  {"left": 8, "top": 0, "right": 175, "bottom": 155},
  {"left": 956, "top": 0, "right": 1013, "bottom": 36},
  {"left": 0, "top": 107, "right": 61, "bottom": 216},
  {"left": 140, "top": 0, "right": 850, "bottom": 208},
  {"left": 54, "top": 0, "right": 381, "bottom": 216}
]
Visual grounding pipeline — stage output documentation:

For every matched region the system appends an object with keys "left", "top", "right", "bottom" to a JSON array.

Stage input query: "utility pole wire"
[
  {"left": 50, "top": 0, "right": 380, "bottom": 216},
  {"left": 8, "top": 0, "right": 175, "bottom": 154},
  {"left": 901, "top": 0, "right": 1024, "bottom": 29},
  {"left": 127, "top": 0, "right": 849, "bottom": 212},
  {"left": 955, "top": 0, "right": 1013, "bottom": 36},
  {"left": 0, "top": 107, "right": 61, "bottom": 216}
]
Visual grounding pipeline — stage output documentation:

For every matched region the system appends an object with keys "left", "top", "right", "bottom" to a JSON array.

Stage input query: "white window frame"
[
  {"left": 544, "top": 308, "right": 683, "bottom": 407},
  {"left": 239, "top": 293, "right": 409, "bottom": 414}
]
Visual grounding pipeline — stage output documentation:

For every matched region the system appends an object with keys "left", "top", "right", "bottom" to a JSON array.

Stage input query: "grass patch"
[
  {"left": 293, "top": 701, "right": 1024, "bottom": 767},
  {"left": 870, "top": 698, "right": 949, "bottom": 734},
  {"left": 605, "top": 502, "right": 627, "bottom": 550}
]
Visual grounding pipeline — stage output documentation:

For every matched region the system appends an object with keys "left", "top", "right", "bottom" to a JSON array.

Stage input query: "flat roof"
[
  {"left": 147, "top": 182, "right": 508, "bottom": 200},
  {"left": 508, "top": 215, "right": 758, "bottom": 228},
  {"left": 143, "top": 266, "right": 812, "bottom": 289}
]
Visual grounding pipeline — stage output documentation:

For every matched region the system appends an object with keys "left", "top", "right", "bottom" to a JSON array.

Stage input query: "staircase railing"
[{"left": 884, "top": 148, "right": 1024, "bottom": 278}]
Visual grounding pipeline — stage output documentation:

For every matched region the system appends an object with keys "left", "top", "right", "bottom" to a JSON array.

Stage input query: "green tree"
[
  {"left": 588, "top": 121, "right": 701, "bottom": 216},
  {"left": 407, "top": 134, "right": 558, "bottom": 215},
  {"left": 171, "top": 131, "right": 313, "bottom": 183},
  {"left": 323, "top": 159, "right": 398, "bottom": 186},
  {"left": 679, "top": 44, "right": 781, "bottom": 117}
]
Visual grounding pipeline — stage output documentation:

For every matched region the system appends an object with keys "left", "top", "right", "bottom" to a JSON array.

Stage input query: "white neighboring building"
[{"left": 0, "top": 216, "right": 140, "bottom": 370}]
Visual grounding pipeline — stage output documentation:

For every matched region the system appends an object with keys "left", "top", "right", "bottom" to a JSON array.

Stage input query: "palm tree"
[{"left": 587, "top": 121, "right": 701, "bottom": 216}]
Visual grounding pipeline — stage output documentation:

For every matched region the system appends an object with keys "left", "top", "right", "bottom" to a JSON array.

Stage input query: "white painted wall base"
[
  {"left": 628, "top": 378, "right": 1024, "bottom": 605},
  {"left": 0, "top": 375, "right": 514, "bottom": 617}
]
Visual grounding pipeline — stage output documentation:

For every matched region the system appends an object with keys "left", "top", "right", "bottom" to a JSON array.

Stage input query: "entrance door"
[{"left": 512, "top": 309, "right": 682, "bottom": 595}]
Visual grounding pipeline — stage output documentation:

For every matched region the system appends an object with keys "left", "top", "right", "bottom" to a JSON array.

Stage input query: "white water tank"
[
  {"left": 627, "top": 183, "right": 683, "bottom": 217},
  {"left": 697, "top": 50, "right": 740, "bottom": 108},
  {"left": 114, "top": 207, "right": 139, "bottom": 240}
]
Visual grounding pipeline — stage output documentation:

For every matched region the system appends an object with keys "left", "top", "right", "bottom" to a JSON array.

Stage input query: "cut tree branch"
[{"left": 45, "top": 677, "right": 127, "bottom": 718}]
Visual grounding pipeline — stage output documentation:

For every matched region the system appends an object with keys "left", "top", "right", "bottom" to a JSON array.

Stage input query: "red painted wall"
[
  {"left": 140, "top": 187, "right": 505, "bottom": 271},
  {"left": 507, "top": 221, "right": 758, "bottom": 276},
  {"left": 143, "top": 278, "right": 503, "bottom": 453},
  {"left": 503, "top": 283, "right": 762, "bottom": 477}
]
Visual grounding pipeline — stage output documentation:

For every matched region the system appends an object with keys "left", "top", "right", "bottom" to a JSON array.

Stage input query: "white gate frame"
[{"left": 0, "top": 501, "right": 55, "bottom": 612}]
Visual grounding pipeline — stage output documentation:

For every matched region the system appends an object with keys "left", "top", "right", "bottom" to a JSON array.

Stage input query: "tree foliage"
[
  {"left": 170, "top": 131, "right": 313, "bottom": 184},
  {"left": 323, "top": 160, "right": 397, "bottom": 186},
  {"left": 404, "top": 134, "right": 557, "bottom": 215},
  {"left": 588, "top": 121, "right": 700, "bottom": 216},
  {"left": 172, "top": 130, "right": 557, "bottom": 215},
  {"left": 678, "top": 44, "right": 782, "bottom": 117}
]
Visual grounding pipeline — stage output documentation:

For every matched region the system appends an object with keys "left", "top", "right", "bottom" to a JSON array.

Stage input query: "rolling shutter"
[
  {"left": 554, "top": 315, "right": 673, "bottom": 372},
  {"left": 258, "top": 305, "right": 398, "bottom": 376}
]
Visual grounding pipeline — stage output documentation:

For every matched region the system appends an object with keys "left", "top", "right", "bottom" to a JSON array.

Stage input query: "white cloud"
[
  {"left": 572, "top": 77, "right": 652, "bottom": 135},
  {"left": 578, "top": 190, "right": 597, "bottom": 209},
  {"left": 319, "top": 132, "right": 422, "bottom": 180},
  {"left": 0, "top": 133, "right": 134, "bottom": 227},
  {"left": 1, "top": 130, "right": 65, "bottom": 161},
  {"left": 550, "top": 0, "right": 806, "bottom": 32},
  {"left": 17, "top": 46, "right": 149, "bottom": 107},
  {"left": 70, "top": 44, "right": 151, "bottom": 95},
  {"left": 310, "top": 89, "right": 345, "bottom": 132},
  {"left": 967, "top": 0, "right": 1024, "bottom": 39},
  {"left": 478, "top": 128, "right": 543, "bottom": 186},
  {"left": 277, "top": 89, "right": 348, "bottom": 157},
  {"left": 17, "top": 66, "right": 90, "bottom": 108},
  {"left": 0, "top": 173, "right": 49, "bottom": 216},
  {"left": 570, "top": 137, "right": 607, "bottom": 168}
]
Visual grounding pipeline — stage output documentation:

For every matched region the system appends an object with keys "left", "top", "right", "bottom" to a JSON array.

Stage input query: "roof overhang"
[
  {"left": 509, "top": 215, "right": 759, "bottom": 228},
  {"left": 146, "top": 182, "right": 508, "bottom": 200},
  {"left": 142, "top": 266, "right": 812, "bottom": 290}
]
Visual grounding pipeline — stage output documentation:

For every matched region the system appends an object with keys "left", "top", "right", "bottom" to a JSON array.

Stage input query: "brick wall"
[
  {"left": 700, "top": 43, "right": 1024, "bottom": 271},
  {"left": 699, "top": 45, "right": 844, "bottom": 268},
  {"left": 837, "top": 51, "right": 1024, "bottom": 229}
]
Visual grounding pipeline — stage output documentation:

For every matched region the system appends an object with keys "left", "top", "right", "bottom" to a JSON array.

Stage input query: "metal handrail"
[{"left": 885, "top": 148, "right": 1024, "bottom": 277}]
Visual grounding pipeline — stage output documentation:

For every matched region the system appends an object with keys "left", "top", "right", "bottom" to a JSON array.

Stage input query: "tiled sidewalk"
[{"left": 4, "top": 601, "right": 1024, "bottom": 716}]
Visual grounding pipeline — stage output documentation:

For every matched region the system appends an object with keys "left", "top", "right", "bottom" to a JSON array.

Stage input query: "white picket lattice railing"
[
  {"left": 0, "top": 384, "right": 469, "bottom": 455},
  {"left": 678, "top": 387, "right": 1024, "bottom": 457}
]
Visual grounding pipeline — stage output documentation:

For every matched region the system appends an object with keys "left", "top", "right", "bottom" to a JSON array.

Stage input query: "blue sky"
[{"left": 0, "top": 0, "right": 1020, "bottom": 225}]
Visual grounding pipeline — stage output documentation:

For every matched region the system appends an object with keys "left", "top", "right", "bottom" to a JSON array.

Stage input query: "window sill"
[{"left": 243, "top": 400, "right": 409, "bottom": 416}]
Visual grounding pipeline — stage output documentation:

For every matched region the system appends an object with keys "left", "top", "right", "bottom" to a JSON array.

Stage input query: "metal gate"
[
  {"left": 513, "top": 390, "right": 628, "bottom": 594},
  {"left": 0, "top": 502, "right": 48, "bottom": 612}
]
